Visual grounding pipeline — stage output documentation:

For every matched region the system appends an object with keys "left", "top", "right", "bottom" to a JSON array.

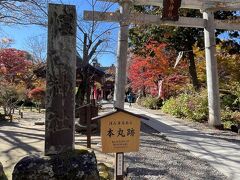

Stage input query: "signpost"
[
  {"left": 93, "top": 108, "right": 147, "bottom": 180},
  {"left": 100, "top": 111, "right": 140, "bottom": 153},
  {"left": 162, "top": 0, "right": 182, "bottom": 21}
]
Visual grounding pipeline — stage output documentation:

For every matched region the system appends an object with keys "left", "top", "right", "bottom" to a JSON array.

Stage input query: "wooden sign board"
[
  {"left": 162, "top": 0, "right": 182, "bottom": 21},
  {"left": 98, "top": 110, "right": 141, "bottom": 153}
]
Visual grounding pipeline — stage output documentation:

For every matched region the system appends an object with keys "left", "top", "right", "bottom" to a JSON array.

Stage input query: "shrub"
[
  {"left": 137, "top": 96, "right": 163, "bottom": 109},
  {"left": 0, "top": 84, "right": 25, "bottom": 115},
  {"left": 161, "top": 96, "right": 187, "bottom": 118},
  {"left": 162, "top": 88, "right": 240, "bottom": 127},
  {"left": 28, "top": 87, "right": 45, "bottom": 108},
  {"left": 220, "top": 92, "right": 239, "bottom": 111},
  {"left": 221, "top": 82, "right": 240, "bottom": 111},
  {"left": 221, "top": 109, "right": 240, "bottom": 129},
  {"left": 162, "top": 90, "right": 208, "bottom": 122}
]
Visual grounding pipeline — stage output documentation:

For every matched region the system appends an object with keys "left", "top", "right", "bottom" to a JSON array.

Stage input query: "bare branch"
[
  {"left": 25, "top": 34, "right": 47, "bottom": 63},
  {"left": 88, "top": 39, "right": 104, "bottom": 61},
  {"left": 0, "top": 0, "right": 49, "bottom": 26}
]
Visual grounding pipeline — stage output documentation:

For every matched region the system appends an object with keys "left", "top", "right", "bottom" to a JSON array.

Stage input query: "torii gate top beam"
[
  {"left": 98, "top": 0, "right": 240, "bottom": 11},
  {"left": 84, "top": 11, "right": 240, "bottom": 30}
]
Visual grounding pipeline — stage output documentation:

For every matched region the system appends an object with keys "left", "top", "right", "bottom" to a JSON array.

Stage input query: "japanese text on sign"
[{"left": 100, "top": 111, "right": 140, "bottom": 153}]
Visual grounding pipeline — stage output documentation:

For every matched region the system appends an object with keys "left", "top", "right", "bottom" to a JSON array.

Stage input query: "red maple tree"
[
  {"left": 0, "top": 48, "right": 32, "bottom": 83},
  {"left": 128, "top": 41, "right": 187, "bottom": 99},
  {"left": 28, "top": 87, "right": 45, "bottom": 101}
]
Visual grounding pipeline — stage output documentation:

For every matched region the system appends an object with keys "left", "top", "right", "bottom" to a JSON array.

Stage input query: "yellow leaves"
[
  {"left": 33, "top": 79, "right": 46, "bottom": 89},
  {"left": 195, "top": 43, "right": 240, "bottom": 85},
  {"left": 193, "top": 46, "right": 205, "bottom": 61}
]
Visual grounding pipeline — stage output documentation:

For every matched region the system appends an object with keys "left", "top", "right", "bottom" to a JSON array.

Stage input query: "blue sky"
[
  {"left": 0, "top": 0, "right": 119, "bottom": 67},
  {"left": 1, "top": 1, "right": 238, "bottom": 67},
  {"left": 0, "top": 23, "right": 119, "bottom": 67},
  {"left": 1, "top": 25, "right": 46, "bottom": 50}
]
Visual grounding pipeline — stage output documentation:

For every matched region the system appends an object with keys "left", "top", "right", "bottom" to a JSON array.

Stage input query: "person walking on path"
[{"left": 127, "top": 92, "right": 133, "bottom": 107}]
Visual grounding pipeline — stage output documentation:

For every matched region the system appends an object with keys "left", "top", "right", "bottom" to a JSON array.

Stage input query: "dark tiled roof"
[{"left": 34, "top": 55, "right": 105, "bottom": 78}]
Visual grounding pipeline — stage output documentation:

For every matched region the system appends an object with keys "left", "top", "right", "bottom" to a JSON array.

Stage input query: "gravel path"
[
  {"left": 0, "top": 104, "right": 234, "bottom": 179},
  {"left": 125, "top": 123, "right": 227, "bottom": 180}
]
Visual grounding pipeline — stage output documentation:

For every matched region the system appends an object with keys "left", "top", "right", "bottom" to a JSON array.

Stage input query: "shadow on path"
[{"left": 124, "top": 106, "right": 240, "bottom": 180}]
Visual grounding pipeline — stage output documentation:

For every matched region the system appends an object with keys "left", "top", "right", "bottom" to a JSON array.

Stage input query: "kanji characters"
[
  {"left": 107, "top": 128, "right": 115, "bottom": 137},
  {"left": 117, "top": 128, "right": 125, "bottom": 137},
  {"left": 106, "top": 128, "right": 135, "bottom": 137},
  {"left": 127, "top": 128, "right": 135, "bottom": 136}
]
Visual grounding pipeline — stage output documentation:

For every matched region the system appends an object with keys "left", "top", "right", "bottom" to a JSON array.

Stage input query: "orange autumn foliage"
[{"left": 128, "top": 41, "right": 187, "bottom": 98}]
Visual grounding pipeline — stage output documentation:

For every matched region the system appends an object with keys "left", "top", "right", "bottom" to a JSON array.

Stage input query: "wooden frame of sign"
[{"left": 92, "top": 108, "right": 148, "bottom": 180}]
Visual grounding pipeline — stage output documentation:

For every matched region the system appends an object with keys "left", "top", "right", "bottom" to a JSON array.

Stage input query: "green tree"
[{"left": 129, "top": 7, "right": 240, "bottom": 90}]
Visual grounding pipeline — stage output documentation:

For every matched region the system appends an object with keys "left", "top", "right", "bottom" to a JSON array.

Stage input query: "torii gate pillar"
[
  {"left": 113, "top": 2, "right": 130, "bottom": 180},
  {"left": 113, "top": 1, "right": 130, "bottom": 109},
  {"left": 203, "top": 10, "right": 221, "bottom": 127}
]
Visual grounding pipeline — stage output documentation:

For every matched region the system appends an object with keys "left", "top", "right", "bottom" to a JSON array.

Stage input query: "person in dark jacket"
[{"left": 127, "top": 92, "right": 133, "bottom": 107}]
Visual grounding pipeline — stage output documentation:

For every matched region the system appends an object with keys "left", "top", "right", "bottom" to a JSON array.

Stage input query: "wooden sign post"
[
  {"left": 100, "top": 111, "right": 140, "bottom": 153},
  {"left": 162, "top": 0, "right": 182, "bottom": 21},
  {"left": 93, "top": 108, "right": 147, "bottom": 180}
]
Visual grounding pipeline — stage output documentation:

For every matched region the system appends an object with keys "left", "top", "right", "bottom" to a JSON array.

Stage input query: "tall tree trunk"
[
  {"left": 142, "top": 86, "right": 146, "bottom": 97},
  {"left": 187, "top": 47, "right": 200, "bottom": 91},
  {"left": 86, "top": 77, "right": 91, "bottom": 104}
]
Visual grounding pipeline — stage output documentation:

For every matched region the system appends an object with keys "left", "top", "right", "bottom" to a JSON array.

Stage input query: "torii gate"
[
  {"left": 84, "top": 2, "right": 240, "bottom": 179},
  {"left": 84, "top": 0, "right": 240, "bottom": 127}
]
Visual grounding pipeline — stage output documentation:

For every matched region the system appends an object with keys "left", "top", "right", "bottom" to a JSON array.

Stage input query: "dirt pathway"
[{"left": 0, "top": 109, "right": 114, "bottom": 179}]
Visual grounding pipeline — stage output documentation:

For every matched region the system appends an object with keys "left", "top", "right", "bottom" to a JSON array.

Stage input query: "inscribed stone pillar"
[
  {"left": 203, "top": 11, "right": 221, "bottom": 127},
  {"left": 45, "top": 3, "right": 76, "bottom": 155}
]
